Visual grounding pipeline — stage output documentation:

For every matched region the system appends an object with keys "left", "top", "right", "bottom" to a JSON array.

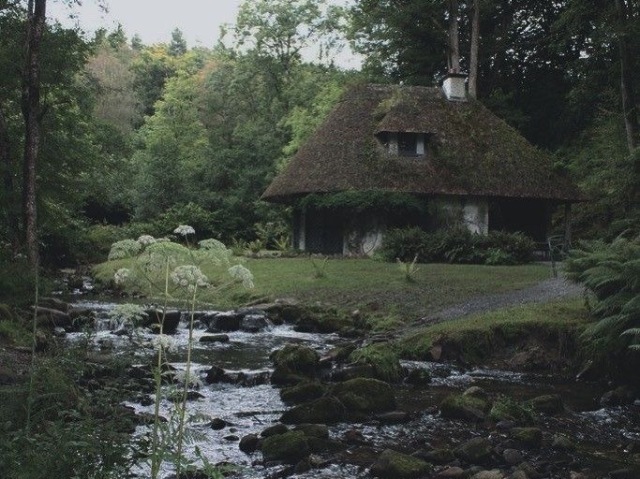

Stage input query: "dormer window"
[{"left": 378, "top": 131, "right": 428, "bottom": 158}]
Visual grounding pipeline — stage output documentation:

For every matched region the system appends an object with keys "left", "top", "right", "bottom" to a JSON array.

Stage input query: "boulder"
[
  {"left": 270, "top": 344, "right": 320, "bottom": 386},
  {"left": 526, "top": 394, "right": 564, "bottom": 415},
  {"left": 144, "top": 309, "right": 181, "bottom": 334},
  {"left": 511, "top": 427, "right": 543, "bottom": 449},
  {"left": 280, "top": 382, "right": 326, "bottom": 405},
  {"left": 455, "top": 437, "right": 494, "bottom": 464},
  {"left": 404, "top": 367, "right": 432, "bottom": 386},
  {"left": 489, "top": 397, "right": 534, "bottom": 425},
  {"left": 207, "top": 311, "right": 243, "bottom": 332},
  {"left": 35, "top": 306, "right": 72, "bottom": 328},
  {"left": 435, "top": 466, "right": 465, "bottom": 478},
  {"left": 204, "top": 365, "right": 226, "bottom": 384},
  {"left": 261, "top": 424, "right": 288, "bottom": 437},
  {"left": 440, "top": 394, "right": 489, "bottom": 422},
  {"left": 280, "top": 396, "right": 346, "bottom": 424},
  {"left": 240, "top": 313, "right": 270, "bottom": 332},
  {"left": 199, "top": 334, "right": 230, "bottom": 343},
  {"left": 239, "top": 433, "right": 259, "bottom": 454},
  {"left": 470, "top": 470, "right": 505, "bottom": 479},
  {"left": 260, "top": 430, "right": 309, "bottom": 463},
  {"left": 332, "top": 378, "right": 396, "bottom": 414},
  {"left": 370, "top": 449, "right": 432, "bottom": 479}
]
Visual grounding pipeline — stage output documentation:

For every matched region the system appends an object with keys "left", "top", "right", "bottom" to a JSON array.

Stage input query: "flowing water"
[{"left": 66, "top": 301, "right": 640, "bottom": 479}]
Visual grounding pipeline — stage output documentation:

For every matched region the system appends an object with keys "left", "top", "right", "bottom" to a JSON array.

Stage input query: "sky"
[{"left": 48, "top": 0, "right": 361, "bottom": 68}]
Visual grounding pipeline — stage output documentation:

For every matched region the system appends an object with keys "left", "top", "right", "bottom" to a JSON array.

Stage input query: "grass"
[
  {"left": 396, "top": 298, "right": 591, "bottom": 361},
  {"left": 93, "top": 257, "right": 554, "bottom": 320}
]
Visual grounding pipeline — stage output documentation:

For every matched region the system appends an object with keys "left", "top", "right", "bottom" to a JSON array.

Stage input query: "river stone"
[
  {"left": 600, "top": 386, "right": 633, "bottom": 407},
  {"left": 271, "top": 344, "right": 320, "bottom": 377},
  {"left": 239, "top": 433, "right": 259, "bottom": 454},
  {"left": 204, "top": 365, "right": 226, "bottom": 384},
  {"left": 280, "top": 381, "right": 326, "bottom": 405},
  {"left": 209, "top": 418, "right": 227, "bottom": 430},
  {"left": 508, "top": 470, "right": 528, "bottom": 479},
  {"left": 470, "top": 470, "right": 505, "bottom": 479},
  {"left": 609, "top": 468, "right": 637, "bottom": 479},
  {"left": 516, "top": 461, "right": 541, "bottom": 478},
  {"left": 240, "top": 313, "right": 270, "bottom": 332},
  {"left": 404, "top": 367, "right": 432, "bottom": 386},
  {"left": 199, "top": 334, "right": 229, "bottom": 343},
  {"left": 489, "top": 397, "right": 534, "bottom": 425},
  {"left": 526, "top": 394, "right": 564, "bottom": 415},
  {"left": 551, "top": 433, "right": 576, "bottom": 450},
  {"left": 376, "top": 411, "right": 411, "bottom": 424},
  {"left": 332, "top": 378, "right": 396, "bottom": 414},
  {"left": 293, "top": 423, "right": 329, "bottom": 439},
  {"left": 35, "top": 306, "right": 72, "bottom": 328},
  {"left": 261, "top": 423, "right": 288, "bottom": 437},
  {"left": 502, "top": 448, "right": 524, "bottom": 465},
  {"left": 435, "top": 466, "right": 465, "bottom": 478},
  {"left": 330, "top": 363, "right": 377, "bottom": 382},
  {"left": 511, "top": 427, "right": 543, "bottom": 449},
  {"left": 144, "top": 309, "right": 181, "bottom": 334},
  {"left": 440, "top": 394, "right": 489, "bottom": 422},
  {"left": 422, "top": 448, "right": 456, "bottom": 464},
  {"left": 464, "top": 386, "right": 490, "bottom": 400},
  {"left": 261, "top": 430, "right": 310, "bottom": 463},
  {"left": 456, "top": 437, "right": 493, "bottom": 464},
  {"left": 208, "top": 311, "right": 243, "bottom": 332},
  {"left": 280, "top": 396, "right": 346, "bottom": 424},
  {"left": 370, "top": 449, "right": 432, "bottom": 479}
]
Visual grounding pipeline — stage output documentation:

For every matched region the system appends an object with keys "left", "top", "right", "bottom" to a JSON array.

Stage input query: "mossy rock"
[
  {"left": 455, "top": 437, "right": 493, "bottom": 464},
  {"left": 280, "top": 396, "right": 346, "bottom": 424},
  {"left": 511, "top": 427, "right": 543, "bottom": 449},
  {"left": 280, "top": 382, "right": 327, "bottom": 405},
  {"left": 526, "top": 394, "right": 564, "bottom": 415},
  {"left": 270, "top": 344, "right": 320, "bottom": 374},
  {"left": 440, "top": 394, "right": 489, "bottom": 422},
  {"left": 260, "top": 430, "right": 309, "bottom": 463},
  {"left": 370, "top": 448, "right": 432, "bottom": 479},
  {"left": 489, "top": 396, "right": 534, "bottom": 425},
  {"left": 293, "top": 423, "right": 329, "bottom": 439},
  {"left": 348, "top": 344, "right": 403, "bottom": 383},
  {"left": 332, "top": 378, "right": 396, "bottom": 414},
  {"left": 295, "top": 306, "right": 354, "bottom": 334}
]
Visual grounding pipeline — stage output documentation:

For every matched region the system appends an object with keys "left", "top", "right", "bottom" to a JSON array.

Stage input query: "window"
[
  {"left": 398, "top": 132, "right": 418, "bottom": 156},
  {"left": 377, "top": 131, "right": 429, "bottom": 157}
]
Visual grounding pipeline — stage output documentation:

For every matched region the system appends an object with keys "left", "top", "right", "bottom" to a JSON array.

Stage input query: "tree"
[
  {"left": 21, "top": 0, "right": 47, "bottom": 269},
  {"left": 169, "top": 27, "right": 187, "bottom": 57}
]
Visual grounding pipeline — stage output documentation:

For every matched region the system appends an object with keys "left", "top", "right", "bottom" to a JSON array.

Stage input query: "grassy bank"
[
  {"left": 396, "top": 298, "right": 591, "bottom": 363},
  {"left": 93, "top": 257, "right": 553, "bottom": 320}
]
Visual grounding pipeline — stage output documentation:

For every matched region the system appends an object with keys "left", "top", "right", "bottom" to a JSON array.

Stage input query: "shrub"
[
  {"left": 379, "top": 227, "right": 430, "bottom": 262},
  {"left": 380, "top": 227, "right": 535, "bottom": 265}
]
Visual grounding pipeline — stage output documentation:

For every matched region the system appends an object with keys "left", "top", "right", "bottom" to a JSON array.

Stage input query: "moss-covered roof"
[{"left": 262, "top": 84, "right": 582, "bottom": 203}]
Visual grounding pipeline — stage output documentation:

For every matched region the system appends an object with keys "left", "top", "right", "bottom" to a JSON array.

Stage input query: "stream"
[{"left": 65, "top": 299, "right": 640, "bottom": 479}]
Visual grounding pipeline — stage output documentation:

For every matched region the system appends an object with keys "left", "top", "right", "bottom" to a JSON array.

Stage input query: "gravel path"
[{"left": 409, "top": 276, "right": 584, "bottom": 328}]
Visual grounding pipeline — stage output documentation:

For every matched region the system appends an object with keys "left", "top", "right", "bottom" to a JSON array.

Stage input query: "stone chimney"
[{"left": 442, "top": 72, "right": 467, "bottom": 101}]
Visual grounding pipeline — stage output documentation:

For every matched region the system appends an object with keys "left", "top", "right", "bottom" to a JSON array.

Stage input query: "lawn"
[{"left": 94, "top": 256, "right": 554, "bottom": 321}]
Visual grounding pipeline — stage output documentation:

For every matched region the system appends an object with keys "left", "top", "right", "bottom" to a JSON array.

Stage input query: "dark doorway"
[
  {"left": 305, "top": 209, "right": 344, "bottom": 254},
  {"left": 489, "top": 199, "right": 552, "bottom": 242}
]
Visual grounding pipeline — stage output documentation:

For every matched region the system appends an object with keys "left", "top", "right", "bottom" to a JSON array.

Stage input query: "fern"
[{"left": 566, "top": 235, "right": 640, "bottom": 352}]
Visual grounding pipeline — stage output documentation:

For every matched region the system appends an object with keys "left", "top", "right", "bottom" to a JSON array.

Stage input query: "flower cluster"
[
  {"left": 107, "top": 303, "right": 147, "bottom": 328},
  {"left": 108, "top": 239, "right": 142, "bottom": 261},
  {"left": 152, "top": 334, "right": 175, "bottom": 352},
  {"left": 137, "top": 234, "right": 157, "bottom": 246},
  {"left": 228, "top": 264, "right": 254, "bottom": 289},
  {"left": 171, "top": 265, "right": 209, "bottom": 292},
  {"left": 174, "top": 224, "right": 195, "bottom": 236},
  {"left": 114, "top": 268, "right": 131, "bottom": 285}
]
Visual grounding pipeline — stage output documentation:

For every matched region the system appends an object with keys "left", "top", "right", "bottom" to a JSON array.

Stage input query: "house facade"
[{"left": 262, "top": 77, "right": 582, "bottom": 256}]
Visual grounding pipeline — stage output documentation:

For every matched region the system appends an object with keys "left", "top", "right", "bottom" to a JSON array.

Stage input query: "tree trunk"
[
  {"left": 0, "top": 105, "right": 20, "bottom": 256},
  {"left": 448, "top": 0, "right": 460, "bottom": 73},
  {"left": 21, "top": 0, "right": 46, "bottom": 270},
  {"left": 468, "top": 0, "right": 480, "bottom": 99},
  {"left": 614, "top": 0, "right": 639, "bottom": 152}
]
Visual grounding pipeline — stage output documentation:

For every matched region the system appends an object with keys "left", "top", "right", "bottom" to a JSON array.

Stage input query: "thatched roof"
[{"left": 262, "top": 84, "right": 582, "bottom": 204}]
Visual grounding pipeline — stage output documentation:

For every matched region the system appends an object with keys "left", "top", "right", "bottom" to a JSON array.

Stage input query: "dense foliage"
[
  {"left": 380, "top": 227, "right": 536, "bottom": 265},
  {"left": 566, "top": 236, "right": 640, "bottom": 354}
]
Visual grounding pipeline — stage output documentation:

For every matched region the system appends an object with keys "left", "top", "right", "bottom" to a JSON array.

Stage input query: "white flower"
[
  {"left": 228, "top": 264, "right": 254, "bottom": 289},
  {"left": 108, "top": 239, "right": 142, "bottom": 260},
  {"left": 152, "top": 334, "right": 175, "bottom": 352},
  {"left": 137, "top": 234, "right": 156, "bottom": 246},
  {"left": 107, "top": 303, "right": 147, "bottom": 327},
  {"left": 114, "top": 268, "right": 131, "bottom": 285},
  {"left": 174, "top": 224, "right": 195, "bottom": 236},
  {"left": 171, "top": 265, "right": 209, "bottom": 292}
]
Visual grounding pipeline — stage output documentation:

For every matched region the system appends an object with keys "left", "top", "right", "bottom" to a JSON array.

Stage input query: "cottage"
[{"left": 262, "top": 76, "right": 582, "bottom": 255}]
